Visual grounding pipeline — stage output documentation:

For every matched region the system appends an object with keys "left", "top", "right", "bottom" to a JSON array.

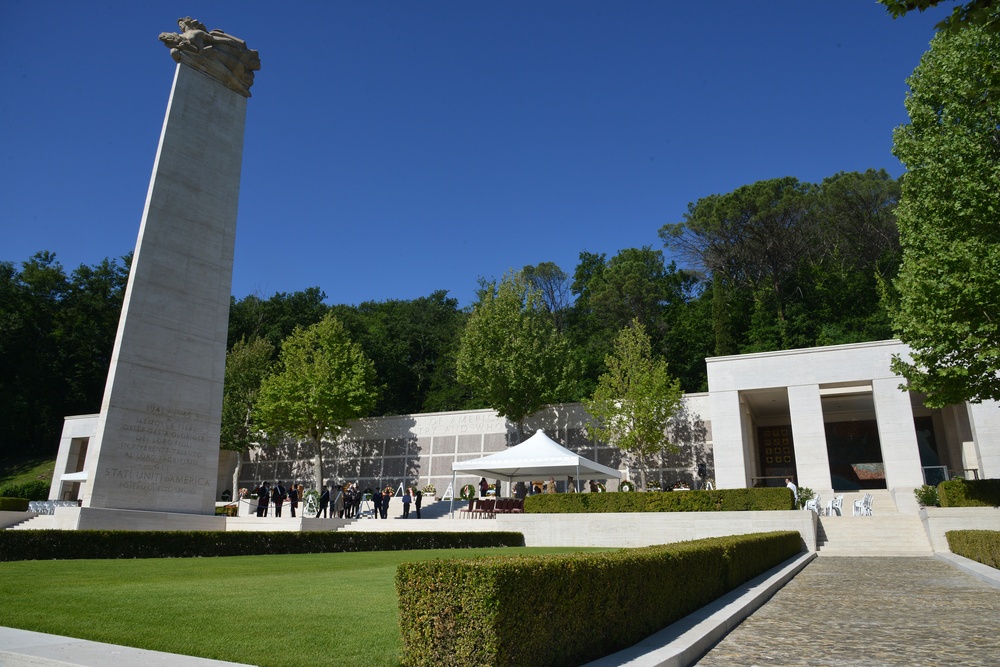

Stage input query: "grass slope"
[
  {"left": 0, "top": 547, "right": 603, "bottom": 667},
  {"left": 0, "top": 457, "right": 56, "bottom": 488}
]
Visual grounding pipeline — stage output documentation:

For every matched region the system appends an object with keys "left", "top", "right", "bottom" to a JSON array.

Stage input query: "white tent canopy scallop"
[{"left": 449, "top": 429, "right": 621, "bottom": 515}]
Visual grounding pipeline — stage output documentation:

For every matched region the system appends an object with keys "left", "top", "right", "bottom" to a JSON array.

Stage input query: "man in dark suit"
[
  {"left": 318, "top": 486, "right": 330, "bottom": 518},
  {"left": 271, "top": 481, "right": 286, "bottom": 517},
  {"left": 414, "top": 488, "right": 422, "bottom": 518},
  {"left": 287, "top": 483, "right": 299, "bottom": 517}
]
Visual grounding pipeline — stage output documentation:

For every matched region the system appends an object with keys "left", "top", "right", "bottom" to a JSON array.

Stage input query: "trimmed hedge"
[
  {"left": 0, "top": 530, "right": 524, "bottom": 562},
  {"left": 524, "top": 487, "right": 793, "bottom": 513},
  {"left": 396, "top": 531, "right": 802, "bottom": 667},
  {"left": 0, "top": 497, "right": 30, "bottom": 511},
  {"left": 946, "top": 530, "right": 1000, "bottom": 569},
  {"left": 938, "top": 479, "right": 1000, "bottom": 507},
  {"left": 0, "top": 480, "right": 50, "bottom": 501}
]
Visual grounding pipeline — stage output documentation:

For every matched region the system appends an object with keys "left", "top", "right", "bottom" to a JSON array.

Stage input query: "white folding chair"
[
  {"left": 826, "top": 495, "right": 844, "bottom": 516},
  {"left": 804, "top": 494, "right": 821, "bottom": 514},
  {"left": 853, "top": 492, "right": 872, "bottom": 516}
]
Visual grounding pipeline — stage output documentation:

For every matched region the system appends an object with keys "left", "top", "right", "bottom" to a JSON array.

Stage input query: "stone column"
[
  {"left": 80, "top": 19, "right": 259, "bottom": 516},
  {"left": 788, "top": 384, "right": 833, "bottom": 492},
  {"left": 872, "top": 377, "right": 923, "bottom": 490},
  {"left": 709, "top": 390, "right": 750, "bottom": 488}
]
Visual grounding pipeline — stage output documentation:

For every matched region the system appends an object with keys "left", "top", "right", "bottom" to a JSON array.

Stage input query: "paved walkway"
[{"left": 694, "top": 557, "right": 1000, "bottom": 667}]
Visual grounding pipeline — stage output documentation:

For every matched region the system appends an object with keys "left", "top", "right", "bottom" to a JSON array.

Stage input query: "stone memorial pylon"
[{"left": 73, "top": 18, "right": 260, "bottom": 528}]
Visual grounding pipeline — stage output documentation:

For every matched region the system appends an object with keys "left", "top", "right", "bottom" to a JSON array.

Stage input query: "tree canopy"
[
  {"left": 889, "top": 24, "right": 1000, "bottom": 406},
  {"left": 456, "top": 271, "right": 579, "bottom": 440},
  {"left": 255, "top": 314, "right": 379, "bottom": 487}
]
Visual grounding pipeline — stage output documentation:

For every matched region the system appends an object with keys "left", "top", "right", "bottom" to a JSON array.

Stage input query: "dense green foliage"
[
  {"left": 523, "top": 488, "right": 794, "bottom": 513},
  {"left": 585, "top": 320, "right": 683, "bottom": 488},
  {"left": 888, "top": 25, "right": 1000, "bottom": 406},
  {"left": 946, "top": 530, "right": 1000, "bottom": 569},
  {"left": 661, "top": 171, "right": 900, "bottom": 356},
  {"left": 0, "top": 529, "right": 524, "bottom": 562},
  {"left": 0, "top": 252, "right": 129, "bottom": 459},
  {"left": 0, "top": 480, "right": 50, "bottom": 501},
  {"left": 396, "top": 531, "right": 802, "bottom": 667},
  {"left": 332, "top": 290, "right": 470, "bottom": 415},
  {"left": 938, "top": 479, "right": 1000, "bottom": 507}
]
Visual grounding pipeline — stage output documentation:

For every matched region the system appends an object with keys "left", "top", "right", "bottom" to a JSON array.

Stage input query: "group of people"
[
  {"left": 252, "top": 481, "right": 300, "bottom": 518},
  {"left": 317, "top": 482, "right": 367, "bottom": 519},
  {"left": 249, "top": 481, "right": 424, "bottom": 520}
]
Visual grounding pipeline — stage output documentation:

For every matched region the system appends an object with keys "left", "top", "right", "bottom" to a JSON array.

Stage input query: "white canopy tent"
[{"left": 449, "top": 429, "right": 621, "bottom": 516}]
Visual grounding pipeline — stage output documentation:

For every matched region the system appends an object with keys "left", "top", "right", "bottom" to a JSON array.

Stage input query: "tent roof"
[{"left": 451, "top": 429, "right": 621, "bottom": 481}]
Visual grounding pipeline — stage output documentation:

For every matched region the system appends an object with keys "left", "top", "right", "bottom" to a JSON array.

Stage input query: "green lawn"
[
  {"left": 0, "top": 457, "right": 55, "bottom": 488},
  {"left": 0, "top": 547, "right": 604, "bottom": 667}
]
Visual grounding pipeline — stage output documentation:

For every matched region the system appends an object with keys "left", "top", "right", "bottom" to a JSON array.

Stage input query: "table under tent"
[{"left": 449, "top": 429, "right": 621, "bottom": 516}]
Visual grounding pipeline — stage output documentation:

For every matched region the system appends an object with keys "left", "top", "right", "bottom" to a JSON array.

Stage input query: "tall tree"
[
  {"left": 889, "top": 24, "right": 1000, "bottom": 406},
  {"left": 220, "top": 336, "right": 274, "bottom": 496},
  {"left": 584, "top": 319, "right": 683, "bottom": 490},
  {"left": 661, "top": 177, "right": 819, "bottom": 338},
  {"left": 521, "top": 262, "right": 571, "bottom": 332},
  {"left": 255, "top": 314, "right": 379, "bottom": 488},
  {"left": 456, "top": 271, "right": 579, "bottom": 441}
]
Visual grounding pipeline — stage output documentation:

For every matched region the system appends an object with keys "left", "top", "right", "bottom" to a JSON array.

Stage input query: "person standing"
[
  {"left": 402, "top": 488, "right": 412, "bottom": 518},
  {"left": 372, "top": 488, "right": 383, "bottom": 519},
  {"left": 287, "top": 483, "right": 299, "bottom": 518},
  {"left": 256, "top": 482, "right": 269, "bottom": 517},
  {"left": 479, "top": 477, "right": 489, "bottom": 498},
  {"left": 381, "top": 486, "right": 392, "bottom": 519},
  {"left": 318, "top": 486, "right": 330, "bottom": 518},
  {"left": 414, "top": 487, "right": 422, "bottom": 519},
  {"left": 272, "top": 481, "right": 286, "bottom": 518},
  {"left": 333, "top": 485, "right": 345, "bottom": 519},
  {"left": 785, "top": 478, "right": 798, "bottom": 508}
]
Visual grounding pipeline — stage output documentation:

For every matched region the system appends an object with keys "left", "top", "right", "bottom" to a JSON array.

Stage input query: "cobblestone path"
[{"left": 695, "top": 557, "right": 999, "bottom": 667}]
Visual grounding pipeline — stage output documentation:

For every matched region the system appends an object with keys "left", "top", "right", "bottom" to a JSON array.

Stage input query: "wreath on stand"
[
  {"left": 459, "top": 484, "right": 477, "bottom": 501},
  {"left": 619, "top": 481, "right": 636, "bottom": 492}
]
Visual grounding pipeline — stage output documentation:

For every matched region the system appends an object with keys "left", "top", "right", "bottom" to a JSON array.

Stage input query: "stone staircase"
[
  {"left": 9, "top": 514, "right": 55, "bottom": 530},
  {"left": 815, "top": 490, "right": 932, "bottom": 557}
]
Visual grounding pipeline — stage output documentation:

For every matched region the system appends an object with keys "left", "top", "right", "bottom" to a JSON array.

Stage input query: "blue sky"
[{"left": 1, "top": 2, "right": 946, "bottom": 307}]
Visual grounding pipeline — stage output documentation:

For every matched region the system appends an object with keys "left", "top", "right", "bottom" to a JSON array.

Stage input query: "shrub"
[
  {"left": 0, "top": 530, "right": 525, "bottom": 562},
  {"left": 0, "top": 497, "right": 30, "bottom": 511},
  {"left": 946, "top": 530, "right": 1000, "bottom": 569},
  {"left": 938, "top": 479, "right": 1000, "bottom": 507},
  {"left": 523, "top": 487, "right": 792, "bottom": 513},
  {"left": 0, "top": 481, "right": 50, "bottom": 501},
  {"left": 396, "top": 531, "right": 802, "bottom": 667},
  {"left": 914, "top": 484, "right": 940, "bottom": 507}
]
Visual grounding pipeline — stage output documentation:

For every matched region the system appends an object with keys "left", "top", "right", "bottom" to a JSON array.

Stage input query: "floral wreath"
[
  {"left": 459, "top": 484, "right": 477, "bottom": 501},
  {"left": 619, "top": 481, "right": 635, "bottom": 492}
]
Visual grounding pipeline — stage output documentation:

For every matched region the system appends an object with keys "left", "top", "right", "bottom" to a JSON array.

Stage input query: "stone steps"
[
  {"left": 816, "top": 514, "right": 932, "bottom": 556},
  {"left": 9, "top": 515, "right": 55, "bottom": 530}
]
